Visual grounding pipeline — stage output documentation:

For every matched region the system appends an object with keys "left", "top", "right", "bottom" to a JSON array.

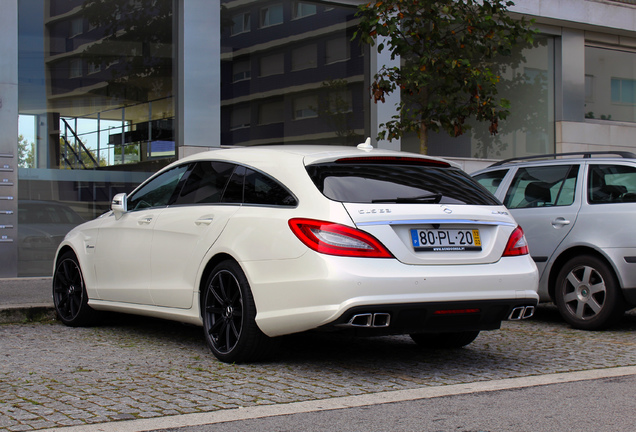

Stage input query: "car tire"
[
  {"left": 410, "top": 331, "right": 480, "bottom": 349},
  {"left": 202, "top": 260, "right": 278, "bottom": 363},
  {"left": 555, "top": 255, "right": 625, "bottom": 330},
  {"left": 52, "top": 251, "right": 97, "bottom": 327}
]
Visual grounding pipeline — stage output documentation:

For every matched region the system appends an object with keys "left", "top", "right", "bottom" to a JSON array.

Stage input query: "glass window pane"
[
  {"left": 244, "top": 169, "right": 297, "bottom": 206},
  {"left": 587, "top": 46, "right": 636, "bottom": 122},
  {"left": 231, "top": 12, "right": 250, "bottom": 35},
  {"left": 231, "top": 105, "right": 251, "bottom": 129},
  {"left": 260, "top": 4, "right": 283, "bottom": 27},
  {"left": 221, "top": 166, "right": 245, "bottom": 203},
  {"left": 293, "top": 95, "right": 317, "bottom": 119},
  {"left": 504, "top": 165, "right": 575, "bottom": 209},
  {"left": 293, "top": 2, "right": 317, "bottom": 19},
  {"left": 403, "top": 36, "right": 555, "bottom": 159},
  {"left": 611, "top": 78, "right": 621, "bottom": 103},
  {"left": 306, "top": 163, "right": 499, "bottom": 205},
  {"left": 259, "top": 53, "right": 285, "bottom": 77},
  {"left": 233, "top": 60, "right": 251, "bottom": 82},
  {"left": 291, "top": 45, "right": 317, "bottom": 71},
  {"left": 473, "top": 169, "right": 508, "bottom": 194},
  {"left": 175, "top": 162, "right": 235, "bottom": 205},
  {"left": 326, "top": 37, "right": 349, "bottom": 64},
  {"left": 221, "top": 1, "right": 367, "bottom": 146},
  {"left": 259, "top": 100, "right": 284, "bottom": 124},
  {"left": 17, "top": 0, "right": 176, "bottom": 276},
  {"left": 589, "top": 164, "right": 636, "bottom": 204},
  {"left": 128, "top": 165, "right": 189, "bottom": 211}
]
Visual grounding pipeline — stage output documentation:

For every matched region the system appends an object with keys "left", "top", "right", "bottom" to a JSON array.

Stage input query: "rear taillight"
[
  {"left": 503, "top": 226, "right": 529, "bottom": 257},
  {"left": 288, "top": 218, "right": 393, "bottom": 258}
]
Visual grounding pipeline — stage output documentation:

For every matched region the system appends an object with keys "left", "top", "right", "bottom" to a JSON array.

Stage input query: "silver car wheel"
[
  {"left": 555, "top": 255, "right": 624, "bottom": 330},
  {"left": 561, "top": 265, "right": 606, "bottom": 320}
]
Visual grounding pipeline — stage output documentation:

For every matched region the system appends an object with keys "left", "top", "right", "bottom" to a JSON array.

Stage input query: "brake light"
[
  {"left": 335, "top": 156, "right": 450, "bottom": 167},
  {"left": 503, "top": 226, "right": 529, "bottom": 257},
  {"left": 289, "top": 218, "right": 393, "bottom": 258}
]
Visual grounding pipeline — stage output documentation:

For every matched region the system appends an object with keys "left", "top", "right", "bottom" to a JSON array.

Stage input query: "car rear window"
[{"left": 306, "top": 161, "right": 500, "bottom": 205}]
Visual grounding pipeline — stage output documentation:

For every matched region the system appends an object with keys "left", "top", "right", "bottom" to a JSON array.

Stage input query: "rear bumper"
[
  {"left": 320, "top": 299, "right": 538, "bottom": 336},
  {"left": 242, "top": 252, "right": 539, "bottom": 337}
]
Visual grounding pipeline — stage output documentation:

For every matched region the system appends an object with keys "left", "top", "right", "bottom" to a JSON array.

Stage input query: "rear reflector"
[{"left": 433, "top": 308, "right": 481, "bottom": 315}]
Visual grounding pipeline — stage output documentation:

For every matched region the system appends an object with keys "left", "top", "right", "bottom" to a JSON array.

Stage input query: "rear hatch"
[{"left": 305, "top": 154, "right": 518, "bottom": 265}]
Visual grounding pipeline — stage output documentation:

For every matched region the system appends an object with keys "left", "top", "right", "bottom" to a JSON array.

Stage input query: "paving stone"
[{"left": 1, "top": 306, "right": 635, "bottom": 431}]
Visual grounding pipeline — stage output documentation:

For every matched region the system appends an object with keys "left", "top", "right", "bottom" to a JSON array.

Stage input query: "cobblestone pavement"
[{"left": 1, "top": 306, "right": 635, "bottom": 431}]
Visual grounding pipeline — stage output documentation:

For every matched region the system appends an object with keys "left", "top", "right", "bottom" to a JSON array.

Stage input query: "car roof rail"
[{"left": 489, "top": 151, "right": 636, "bottom": 167}]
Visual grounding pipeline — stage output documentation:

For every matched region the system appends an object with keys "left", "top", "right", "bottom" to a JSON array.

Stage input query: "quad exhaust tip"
[
  {"left": 508, "top": 306, "right": 535, "bottom": 320},
  {"left": 347, "top": 313, "right": 391, "bottom": 328}
]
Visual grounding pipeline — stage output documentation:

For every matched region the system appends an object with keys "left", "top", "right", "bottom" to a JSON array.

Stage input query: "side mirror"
[{"left": 111, "top": 193, "right": 128, "bottom": 219}]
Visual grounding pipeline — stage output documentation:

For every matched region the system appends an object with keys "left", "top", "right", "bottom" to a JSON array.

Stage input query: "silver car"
[{"left": 472, "top": 152, "right": 636, "bottom": 330}]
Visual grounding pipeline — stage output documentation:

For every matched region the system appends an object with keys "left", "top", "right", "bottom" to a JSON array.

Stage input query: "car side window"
[
  {"left": 174, "top": 161, "right": 235, "bottom": 205},
  {"left": 218, "top": 165, "right": 297, "bottom": 206},
  {"left": 504, "top": 165, "right": 578, "bottom": 209},
  {"left": 473, "top": 169, "right": 508, "bottom": 194},
  {"left": 128, "top": 165, "right": 189, "bottom": 211},
  {"left": 588, "top": 164, "right": 636, "bottom": 204},
  {"left": 244, "top": 169, "right": 297, "bottom": 206},
  {"left": 221, "top": 166, "right": 245, "bottom": 203}
]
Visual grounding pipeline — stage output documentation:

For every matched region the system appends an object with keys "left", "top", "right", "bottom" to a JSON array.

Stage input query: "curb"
[{"left": 0, "top": 303, "right": 56, "bottom": 324}]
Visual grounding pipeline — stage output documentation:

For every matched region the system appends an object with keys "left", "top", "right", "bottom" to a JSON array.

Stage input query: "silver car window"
[
  {"left": 473, "top": 169, "right": 508, "bottom": 194},
  {"left": 504, "top": 165, "right": 578, "bottom": 209},
  {"left": 588, "top": 164, "right": 636, "bottom": 204}
]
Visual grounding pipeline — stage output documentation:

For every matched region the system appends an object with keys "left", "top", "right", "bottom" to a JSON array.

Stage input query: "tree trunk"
[{"left": 419, "top": 122, "right": 428, "bottom": 155}]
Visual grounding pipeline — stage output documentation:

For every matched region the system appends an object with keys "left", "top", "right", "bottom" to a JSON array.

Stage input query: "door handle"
[
  {"left": 551, "top": 217, "right": 570, "bottom": 228},
  {"left": 195, "top": 217, "right": 214, "bottom": 226},
  {"left": 138, "top": 216, "right": 153, "bottom": 225}
]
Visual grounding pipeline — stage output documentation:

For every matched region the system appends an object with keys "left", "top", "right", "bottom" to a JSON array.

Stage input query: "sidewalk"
[{"left": 0, "top": 277, "right": 55, "bottom": 323}]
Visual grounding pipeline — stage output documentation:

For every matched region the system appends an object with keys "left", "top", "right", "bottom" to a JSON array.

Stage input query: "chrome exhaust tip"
[
  {"left": 372, "top": 313, "right": 391, "bottom": 327},
  {"left": 508, "top": 306, "right": 535, "bottom": 320},
  {"left": 349, "top": 313, "right": 373, "bottom": 327},
  {"left": 345, "top": 313, "right": 391, "bottom": 328},
  {"left": 522, "top": 305, "right": 535, "bottom": 319}
]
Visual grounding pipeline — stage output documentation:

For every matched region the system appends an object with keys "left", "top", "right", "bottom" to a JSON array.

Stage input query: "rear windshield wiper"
[{"left": 372, "top": 193, "right": 443, "bottom": 204}]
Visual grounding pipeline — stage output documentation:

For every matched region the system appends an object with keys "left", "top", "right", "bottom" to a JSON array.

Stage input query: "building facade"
[{"left": 1, "top": 0, "right": 636, "bottom": 278}]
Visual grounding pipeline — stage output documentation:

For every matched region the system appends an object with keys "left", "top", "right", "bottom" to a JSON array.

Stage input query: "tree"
[
  {"left": 314, "top": 79, "right": 363, "bottom": 145},
  {"left": 59, "top": 138, "right": 108, "bottom": 169},
  {"left": 81, "top": 0, "right": 173, "bottom": 104},
  {"left": 355, "top": 0, "right": 537, "bottom": 154},
  {"left": 18, "top": 135, "right": 35, "bottom": 168}
]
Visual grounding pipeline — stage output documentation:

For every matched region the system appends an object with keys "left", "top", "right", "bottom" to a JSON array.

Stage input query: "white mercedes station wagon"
[{"left": 53, "top": 142, "right": 539, "bottom": 362}]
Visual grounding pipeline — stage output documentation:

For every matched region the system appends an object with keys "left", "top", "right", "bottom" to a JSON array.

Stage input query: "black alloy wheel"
[
  {"left": 52, "top": 251, "right": 95, "bottom": 326},
  {"left": 202, "top": 260, "right": 278, "bottom": 363},
  {"left": 555, "top": 255, "right": 625, "bottom": 330}
]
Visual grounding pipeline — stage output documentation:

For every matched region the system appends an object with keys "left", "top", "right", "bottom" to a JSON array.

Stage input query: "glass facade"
[
  {"left": 9, "top": 0, "right": 555, "bottom": 277},
  {"left": 18, "top": 0, "right": 176, "bottom": 276},
  {"left": 220, "top": 0, "right": 367, "bottom": 146},
  {"left": 402, "top": 36, "right": 555, "bottom": 160},
  {"left": 585, "top": 45, "right": 636, "bottom": 123}
]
